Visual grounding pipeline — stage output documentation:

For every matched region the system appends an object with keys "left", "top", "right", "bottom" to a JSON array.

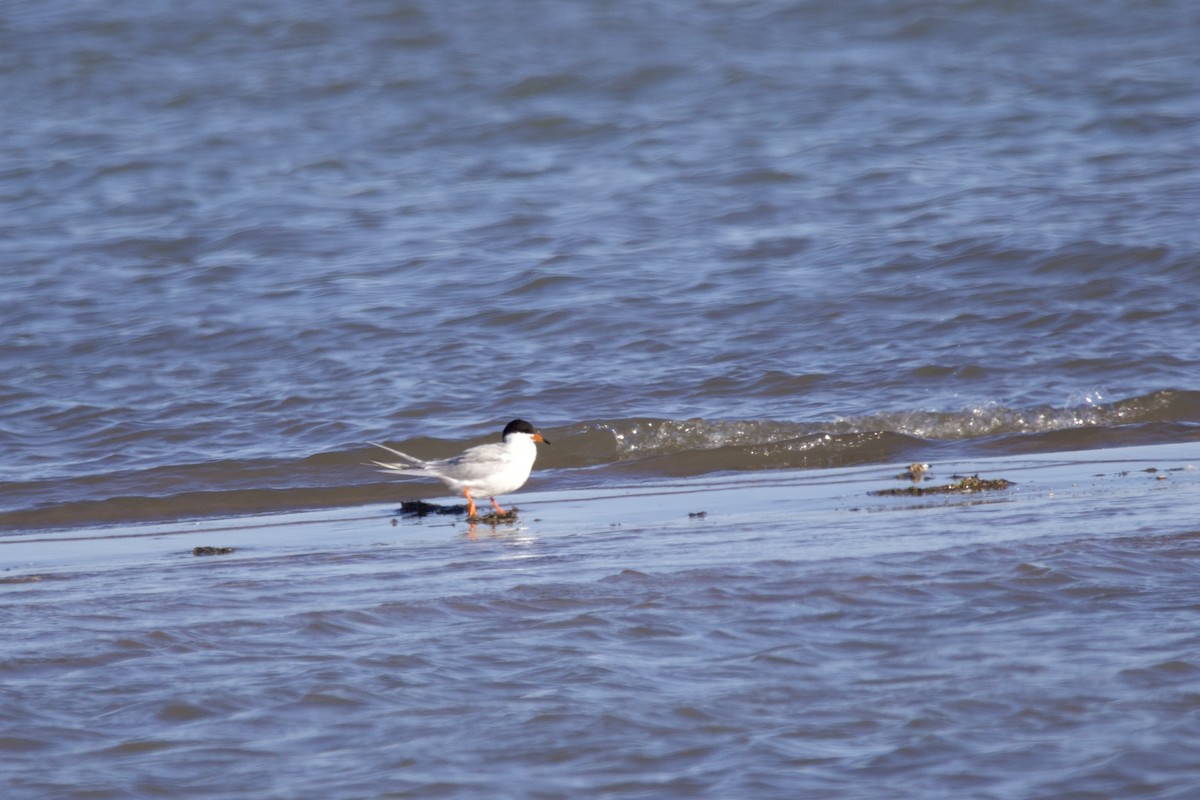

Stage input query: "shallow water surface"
[{"left": 4, "top": 447, "right": 1200, "bottom": 798}]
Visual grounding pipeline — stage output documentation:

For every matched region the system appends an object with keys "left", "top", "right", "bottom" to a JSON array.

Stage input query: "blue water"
[{"left": 3, "top": 1, "right": 1200, "bottom": 796}]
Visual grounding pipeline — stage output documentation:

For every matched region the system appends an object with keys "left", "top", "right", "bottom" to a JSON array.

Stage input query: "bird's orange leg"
[
  {"left": 489, "top": 497, "right": 507, "bottom": 514},
  {"left": 463, "top": 488, "right": 478, "bottom": 518}
]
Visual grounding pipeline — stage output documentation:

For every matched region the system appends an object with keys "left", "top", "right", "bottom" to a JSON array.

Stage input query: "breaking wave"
[{"left": 599, "top": 389, "right": 1197, "bottom": 462}]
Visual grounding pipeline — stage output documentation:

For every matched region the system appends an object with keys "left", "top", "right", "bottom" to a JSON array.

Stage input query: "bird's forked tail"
[{"left": 367, "top": 442, "right": 429, "bottom": 474}]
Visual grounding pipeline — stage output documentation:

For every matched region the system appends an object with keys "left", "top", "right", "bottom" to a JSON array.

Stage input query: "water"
[
  {"left": 4, "top": 448, "right": 1200, "bottom": 798},
  {"left": 3, "top": 0, "right": 1200, "bottom": 796}
]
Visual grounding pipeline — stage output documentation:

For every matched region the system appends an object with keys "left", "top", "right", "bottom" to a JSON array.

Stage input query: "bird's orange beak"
[{"left": 533, "top": 432, "right": 550, "bottom": 445}]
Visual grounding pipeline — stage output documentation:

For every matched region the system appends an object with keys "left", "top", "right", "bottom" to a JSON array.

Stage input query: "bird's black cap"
[{"left": 502, "top": 419, "right": 549, "bottom": 444}]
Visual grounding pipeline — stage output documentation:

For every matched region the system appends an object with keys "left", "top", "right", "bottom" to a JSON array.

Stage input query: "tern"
[{"left": 371, "top": 419, "right": 550, "bottom": 517}]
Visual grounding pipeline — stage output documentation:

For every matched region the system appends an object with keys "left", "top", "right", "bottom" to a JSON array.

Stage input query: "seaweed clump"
[
  {"left": 397, "top": 500, "right": 518, "bottom": 526},
  {"left": 398, "top": 500, "right": 469, "bottom": 518},
  {"left": 193, "top": 546, "right": 235, "bottom": 556},
  {"left": 870, "top": 474, "right": 1014, "bottom": 497},
  {"left": 468, "top": 510, "right": 519, "bottom": 525}
]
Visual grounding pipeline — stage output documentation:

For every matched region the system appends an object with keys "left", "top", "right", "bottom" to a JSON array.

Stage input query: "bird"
[
  {"left": 371, "top": 419, "right": 550, "bottom": 518},
  {"left": 899, "top": 462, "right": 931, "bottom": 482}
]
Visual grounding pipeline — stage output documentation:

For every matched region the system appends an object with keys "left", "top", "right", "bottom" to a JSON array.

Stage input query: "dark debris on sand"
[
  {"left": 193, "top": 546, "right": 235, "bottom": 556},
  {"left": 870, "top": 474, "right": 1015, "bottom": 497},
  {"left": 468, "top": 510, "right": 519, "bottom": 525},
  {"left": 398, "top": 500, "right": 469, "bottom": 518},
  {"left": 397, "top": 500, "right": 519, "bottom": 525}
]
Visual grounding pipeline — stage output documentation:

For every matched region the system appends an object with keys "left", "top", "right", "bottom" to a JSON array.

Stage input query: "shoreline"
[{"left": 4, "top": 440, "right": 1197, "bottom": 578}]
